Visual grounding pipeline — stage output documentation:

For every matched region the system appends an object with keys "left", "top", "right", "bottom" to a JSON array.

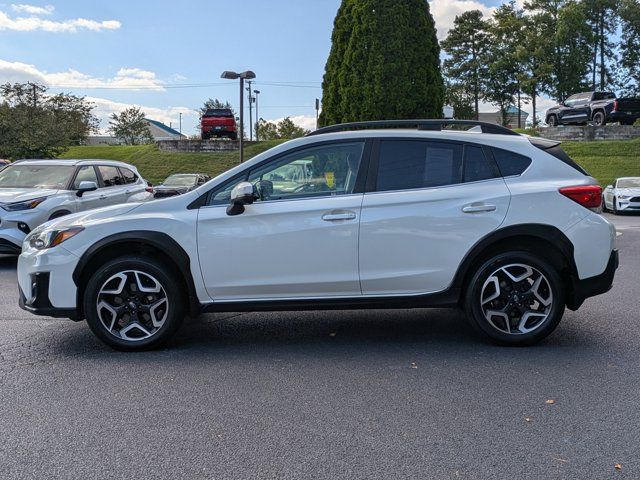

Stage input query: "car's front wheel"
[
  {"left": 547, "top": 115, "right": 558, "bottom": 127},
  {"left": 464, "top": 251, "right": 565, "bottom": 346},
  {"left": 83, "top": 256, "right": 185, "bottom": 351}
]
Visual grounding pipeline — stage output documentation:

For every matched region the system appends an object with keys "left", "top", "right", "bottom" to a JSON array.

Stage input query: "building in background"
[
  {"left": 478, "top": 106, "right": 529, "bottom": 128},
  {"left": 86, "top": 118, "right": 186, "bottom": 145}
]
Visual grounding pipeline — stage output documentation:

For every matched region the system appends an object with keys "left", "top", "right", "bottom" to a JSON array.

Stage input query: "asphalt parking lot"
[{"left": 0, "top": 213, "right": 639, "bottom": 479}]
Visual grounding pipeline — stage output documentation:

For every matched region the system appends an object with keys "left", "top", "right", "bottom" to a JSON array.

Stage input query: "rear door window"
[
  {"left": 119, "top": 167, "right": 138, "bottom": 184},
  {"left": 376, "top": 140, "right": 463, "bottom": 192},
  {"left": 98, "top": 166, "right": 124, "bottom": 187},
  {"left": 490, "top": 147, "right": 532, "bottom": 177},
  {"left": 463, "top": 145, "right": 499, "bottom": 182}
]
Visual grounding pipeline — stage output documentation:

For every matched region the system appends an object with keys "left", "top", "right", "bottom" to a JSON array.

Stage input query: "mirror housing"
[
  {"left": 76, "top": 181, "right": 98, "bottom": 197},
  {"left": 226, "top": 181, "right": 255, "bottom": 216},
  {"left": 606, "top": 185, "right": 613, "bottom": 189}
]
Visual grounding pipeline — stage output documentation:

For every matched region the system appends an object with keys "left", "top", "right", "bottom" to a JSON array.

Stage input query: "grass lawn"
[
  {"left": 59, "top": 137, "right": 639, "bottom": 187},
  {"left": 59, "top": 140, "right": 285, "bottom": 184}
]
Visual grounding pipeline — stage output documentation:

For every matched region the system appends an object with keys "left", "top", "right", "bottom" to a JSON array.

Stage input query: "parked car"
[
  {"left": 546, "top": 91, "right": 640, "bottom": 126},
  {"left": 201, "top": 108, "right": 237, "bottom": 140},
  {"left": 153, "top": 174, "right": 211, "bottom": 199},
  {"left": 0, "top": 159, "right": 152, "bottom": 254},
  {"left": 17, "top": 120, "right": 617, "bottom": 351},
  {"left": 602, "top": 177, "right": 640, "bottom": 214}
]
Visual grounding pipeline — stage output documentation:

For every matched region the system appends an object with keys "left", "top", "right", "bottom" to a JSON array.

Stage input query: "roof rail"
[{"left": 307, "top": 119, "right": 521, "bottom": 137}]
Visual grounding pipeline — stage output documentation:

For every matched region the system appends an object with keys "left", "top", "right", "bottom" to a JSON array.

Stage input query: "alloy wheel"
[
  {"left": 96, "top": 270, "right": 169, "bottom": 342},
  {"left": 479, "top": 263, "right": 553, "bottom": 335}
]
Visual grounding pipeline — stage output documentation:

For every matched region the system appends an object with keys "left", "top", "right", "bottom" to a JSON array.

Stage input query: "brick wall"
[
  {"left": 157, "top": 140, "right": 250, "bottom": 152},
  {"left": 539, "top": 125, "right": 640, "bottom": 141}
]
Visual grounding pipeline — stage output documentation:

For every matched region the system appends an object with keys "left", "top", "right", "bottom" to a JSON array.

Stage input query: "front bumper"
[
  {"left": 18, "top": 273, "right": 79, "bottom": 320},
  {"left": 617, "top": 199, "right": 640, "bottom": 211},
  {"left": 567, "top": 249, "right": 619, "bottom": 310}
]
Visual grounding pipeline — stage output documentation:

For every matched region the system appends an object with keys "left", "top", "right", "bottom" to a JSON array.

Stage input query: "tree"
[
  {"left": 441, "top": 10, "right": 491, "bottom": 120},
  {"left": 0, "top": 82, "right": 97, "bottom": 159},
  {"left": 108, "top": 106, "right": 154, "bottom": 145},
  {"left": 199, "top": 98, "right": 235, "bottom": 118},
  {"left": 255, "top": 117, "right": 309, "bottom": 140},
  {"left": 443, "top": 81, "right": 475, "bottom": 120},
  {"left": 484, "top": 2, "right": 523, "bottom": 126},
  {"left": 319, "top": 0, "right": 444, "bottom": 126},
  {"left": 619, "top": 0, "right": 640, "bottom": 95},
  {"left": 583, "top": 0, "right": 619, "bottom": 91}
]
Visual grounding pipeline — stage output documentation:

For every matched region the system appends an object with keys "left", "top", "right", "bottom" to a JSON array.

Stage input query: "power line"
[{"left": 44, "top": 80, "right": 322, "bottom": 91}]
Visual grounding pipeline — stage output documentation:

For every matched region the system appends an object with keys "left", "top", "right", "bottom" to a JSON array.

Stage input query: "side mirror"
[
  {"left": 76, "top": 181, "right": 98, "bottom": 197},
  {"left": 226, "top": 181, "right": 255, "bottom": 216},
  {"left": 606, "top": 185, "right": 613, "bottom": 190}
]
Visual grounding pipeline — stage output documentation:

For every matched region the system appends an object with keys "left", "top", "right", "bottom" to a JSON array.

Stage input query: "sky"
[{"left": 0, "top": 0, "right": 554, "bottom": 136}]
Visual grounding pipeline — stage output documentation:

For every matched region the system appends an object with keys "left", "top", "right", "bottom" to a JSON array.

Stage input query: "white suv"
[
  {"left": 17, "top": 121, "right": 618, "bottom": 350},
  {"left": 0, "top": 159, "right": 152, "bottom": 254}
]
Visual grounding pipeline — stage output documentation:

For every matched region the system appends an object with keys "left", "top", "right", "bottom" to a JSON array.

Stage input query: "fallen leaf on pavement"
[
  {"left": 410, "top": 362, "right": 418, "bottom": 369},
  {"left": 615, "top": 464, "right": 622, "bottom": 470},
  {"left": 525, "top": 417, "right": 532, "bottom": 423},
  {"left": 546, "top": 399, "right": 555, "bottom": 404}
]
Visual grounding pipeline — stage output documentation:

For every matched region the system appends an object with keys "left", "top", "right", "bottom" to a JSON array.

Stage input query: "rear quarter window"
[{"left": 490, "top": 147, "right": 532, "bottom": 177}]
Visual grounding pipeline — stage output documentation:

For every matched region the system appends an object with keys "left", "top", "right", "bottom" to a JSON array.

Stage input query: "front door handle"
[
  {"left": 322, "top": 210, "right": 357, "bottom": 221},
  {"left": 99, "top": 195, "right": 108, "bottom": 200},
  {"left": 462, "top": 204, "right": 497, "bottom": 213}
]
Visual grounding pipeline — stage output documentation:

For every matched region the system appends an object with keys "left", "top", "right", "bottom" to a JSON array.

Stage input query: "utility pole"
[
  {"left": 315, "top": 98, "right": 320, "bottom": 130},
  {"left": 253, "top": 90, "right": 260, "bottom": 141},
  {"left": 246, "top": 80, "right": 253, "bottom": 141},
  {"left": 179, "top": 112, "right": 182, "bottom": 139}
]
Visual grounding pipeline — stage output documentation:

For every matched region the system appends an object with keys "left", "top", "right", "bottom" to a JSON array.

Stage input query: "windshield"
[
  {"left": 617, "top": 178, "right": 640, "bottom": 188},
  {"left": 163, "top": 175, "right": 197, "bottom": 187},
  {"left": 0, "top": 164, "right": 74, "bottom": 189}
]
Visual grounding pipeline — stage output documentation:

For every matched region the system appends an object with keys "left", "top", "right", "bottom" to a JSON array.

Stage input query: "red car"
[{"left": 201, "top": 108, "right": 237, "bottom": 140}]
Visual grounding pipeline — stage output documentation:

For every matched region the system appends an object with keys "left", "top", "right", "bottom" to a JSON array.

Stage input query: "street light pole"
[
  {"left": 221, "top": 70, "right": 256, "bottom": 163},
  {"left": 246, "top": 80, "right": 253, "bottom": 142},
  {"left": 254, "top": 90, "right": 260, "bottom": 141},
  {"left": 179, "top": 112, "right": 182, "bottom": 139}
]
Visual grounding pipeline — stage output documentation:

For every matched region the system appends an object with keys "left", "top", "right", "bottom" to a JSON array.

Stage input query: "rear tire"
[
  {"left": 593, "top": 111, "right": 606, "bottom": 126},
  {"left": 464, "top": 251, "right": 565, "bottom": 346},
  {"left": 83, "top": 256, "right": 185, "bottom": 351}
]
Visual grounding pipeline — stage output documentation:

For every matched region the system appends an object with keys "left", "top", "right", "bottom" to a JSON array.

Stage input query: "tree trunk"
[
  {"left": 532, "top": 85, "right": 537, "bottom": 128},
  {"left": 517, "top": 89, "right": 521, "bottom": 129},
  {"left": 599, "top": 13, "right": 605, "bottom": 90}
]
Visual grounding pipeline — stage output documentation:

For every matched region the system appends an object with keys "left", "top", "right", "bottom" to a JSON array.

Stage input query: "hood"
[
  {"left": 617, "top": 188, "right": 640, "bottom": 196},
  {"left": 0, "top": 188, "right": 59, "bottom": 204},
  {"left": 43, "top": 202, "right": 143, "bottom": 230}
]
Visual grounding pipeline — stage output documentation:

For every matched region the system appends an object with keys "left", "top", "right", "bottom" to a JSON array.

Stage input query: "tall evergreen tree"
[
  {"left": 619, "top": 0, "right": 640, "bottom": 95},
  {"left": 441, "top": 10, "right": 491, "bottom": 120},
  {"left": 583, "top": 0, "right": 619, "bottom": 91},
  {"left": 319, "top": 0, "right": 444, "bottom": 126}
]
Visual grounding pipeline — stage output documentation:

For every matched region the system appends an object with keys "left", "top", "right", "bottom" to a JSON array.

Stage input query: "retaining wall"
[{"left": 539, "top": 125, "right": 640, "bottom": 141}]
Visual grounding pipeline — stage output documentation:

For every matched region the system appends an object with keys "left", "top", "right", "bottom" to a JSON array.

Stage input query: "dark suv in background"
[
  {"left": 200, "top": 108, "right": 237, "bottom": 140},
  {"left": 546, "top": 91, "right": 640, "bottom": 126}
]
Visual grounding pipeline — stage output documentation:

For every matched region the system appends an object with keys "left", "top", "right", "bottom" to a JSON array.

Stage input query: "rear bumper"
[
  {"left": 608, "top": 112, "right": 639, "bottom": 123},
  {"left": 567, "top": 249, "right": 618, "bottom": 310}
]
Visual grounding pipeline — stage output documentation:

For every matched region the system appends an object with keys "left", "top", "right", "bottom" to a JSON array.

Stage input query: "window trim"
[
  {"left": 68, "top": 164, "right": 100, "bottom": 190},
  {"left": 196, "top": 138, "right": 374, "bottom": 208},
  {"left": 365, "top": 138, "right": 502, "bottom": 194}
]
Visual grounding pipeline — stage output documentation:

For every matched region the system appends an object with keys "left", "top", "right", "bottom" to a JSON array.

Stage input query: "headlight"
[
  {"left": 618, "top": 195, "right": 629, "bottom": 200},
  {"left": 25, "top": 226, "right": 84, "bottom": 251},
  {"left": 1, "top": 196, "right": 48, "bottom": 211}
]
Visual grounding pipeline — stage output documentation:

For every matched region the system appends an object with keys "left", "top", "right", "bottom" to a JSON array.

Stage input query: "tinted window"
[
  {"left": 463, "top": 145, "right": 498, "bottom": 182},
  {"left": 208, "top": 176, "right": 244, "bottom": 205},
  {"left": 98, "top": 166, "right": 123, "bottom": 187},
  {"left": 377, "top": 140, "right": 462, "bottom": 191},
  {"left": 73, "top": 166, "right": 98, "bottom": 189},
  {"left": 491, "top": 148, "right": 532, "bottom": 177},
  {"left": 203, "top": 109, "right": 233, "bottom": 117},
  {"left": 593, "top": 92, "right": 616, "bottom": 101},
  {"left": 119, "top": 167, "right": 138, "bottom": 184},
  {"left": 248, "top": 141, "right": 364, "bottom": 201}
]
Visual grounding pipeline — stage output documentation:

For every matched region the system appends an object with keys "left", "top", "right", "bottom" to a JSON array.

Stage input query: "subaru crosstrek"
[
  {"left": 17, "top": 120, "right": 618, "bottom": 350},
  {"left": 0, "top": 159, "right": 152, "bottom": 254}
]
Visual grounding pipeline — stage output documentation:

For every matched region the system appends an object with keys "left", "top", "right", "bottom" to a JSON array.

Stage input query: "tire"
[
  {"left": 593, "top": 111, "right": 606, "bottom": 126},
  {"left": 464, "top": 251, "right": 566, "bottom": 346},
  {"left": 83, "top": 256, "right": 185, "bottom": 351},
  {"left": 613, "top": 197, "right": 619, "bottom": 215},
  {"left": 547, "top": 115, "right": 558, "bottom": 127},
  {"left": 48, "top": 210, "right": 70, "bottom": 221},
  {"left": 229, "top": 133, "right": 238, "bottom": 140},
  {"left": 602, "top": 197, "right": 608, "bottom": 213}
]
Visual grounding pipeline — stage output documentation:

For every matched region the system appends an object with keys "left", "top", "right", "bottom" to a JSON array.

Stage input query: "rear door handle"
[
  {"left": 462, "top": 204, "right": 497, "bottom": 213},
  {"left": 322, "top": 210, "right": 357, "bottom": 221}
]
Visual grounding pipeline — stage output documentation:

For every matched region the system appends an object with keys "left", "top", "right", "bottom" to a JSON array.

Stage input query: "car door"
[
  {"left": 561, "top": 93, "right": 589, "bottom": 123},
  {"left": 96, "top": 165, "right": 128, "bottom": 205},
  {"left": 119, "top": 167, "right": 147, "bottom": 201},
  {"left": 197, "top": 140, "right": 369, "bottom": 301},
  {"left": 71, "top": 165, "right": 104, "bottom": 211},
  {"left": 358, "top": 139, "right": 511, "bottom": 296}
]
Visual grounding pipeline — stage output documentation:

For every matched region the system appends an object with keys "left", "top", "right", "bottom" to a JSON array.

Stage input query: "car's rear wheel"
[
  {"left": 83, "top": 256, "right": 185, "bottom": 351},
  {"left": 464, "top": 251, "right": 565, "bottom": 346},
  {"left": 593, "top": 111, "right": 606, "bottom": 126}
]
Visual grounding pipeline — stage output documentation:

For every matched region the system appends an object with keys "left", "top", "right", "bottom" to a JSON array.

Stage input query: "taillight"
[
  {"left": 612, "top": 100, "right": 618, "bottom": 112},
  {"left": 559, "top": 185, "right": 602, "bottom": 209}
]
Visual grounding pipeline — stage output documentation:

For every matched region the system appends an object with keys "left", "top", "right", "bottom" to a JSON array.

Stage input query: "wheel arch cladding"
[
  {"left": 72, "top": 231, "right": 199, "bottom": 318},
  {"left": 452, "top": 224, "right": 578, "bottom": 303}
]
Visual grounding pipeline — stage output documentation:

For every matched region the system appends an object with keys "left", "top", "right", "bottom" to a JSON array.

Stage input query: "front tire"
[
  {"left": 464, "top": 251, "right": 565, "bottom": 346},
  {"left": 83, "top": 256, "right": 185, "bottom": 351},
  {"left": 613, "top": 197, "right": 619, "bottom": 215},
  {"left": 547, "top": 115, "right": 558, "bottom": 127}
]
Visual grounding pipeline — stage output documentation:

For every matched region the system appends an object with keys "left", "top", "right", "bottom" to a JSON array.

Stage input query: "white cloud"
[
  {"left": 0, "top": 59, "right": 165, "bottom": 91},
  {"left": 86, "top": 97, "right": 195, "bottom": 135},
  {"left": 0, "top": 6, "right": 120, "bottom": 32},
  {"left": 429, "top": 0, "right": 495, "bottom": 39},
  {"left": 11, "top": 4, "right": 54, "bottom": 15},
  {"left": 263, "top": 115, "right": 318, "bottom": 132}
]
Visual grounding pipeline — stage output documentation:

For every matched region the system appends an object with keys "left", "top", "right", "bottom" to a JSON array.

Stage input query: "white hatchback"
[
  {"left": 0, "top": 159, "right": 152, "bottom": 253},
  {"left": 17, "top": 121, "right": 618, "bottom": 350}
]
